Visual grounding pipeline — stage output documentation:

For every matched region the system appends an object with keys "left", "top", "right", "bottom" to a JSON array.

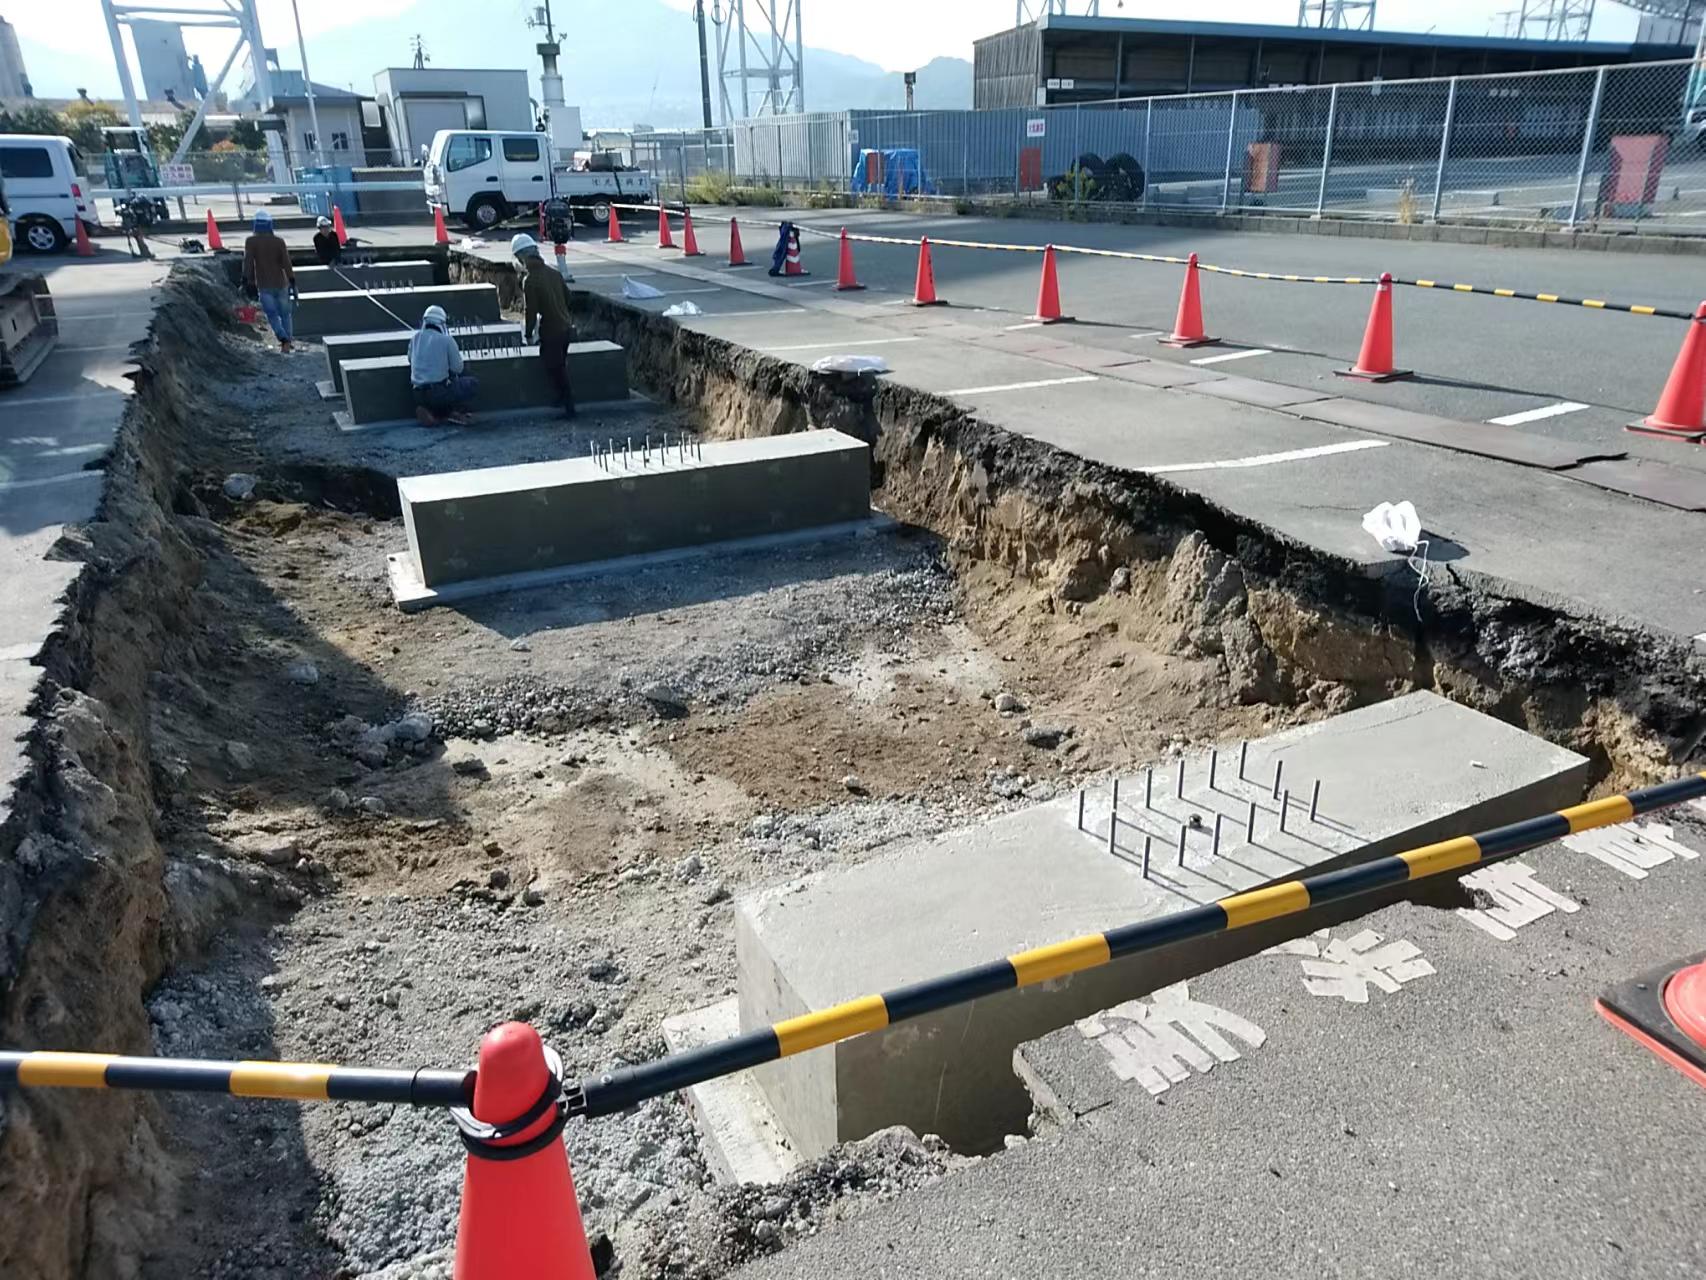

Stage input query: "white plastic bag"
[
  {"left": 810, "top": 354, "right": 892, "bottom": 375},
  {"left": 1362, "top": 500, "right": 1422, "bottom": 555},
  {"left": 662, "top": 300, "right": 703, "bottom": 317},
  {"left": 622, "top": 277, "right": 665, "bottom": 299}
]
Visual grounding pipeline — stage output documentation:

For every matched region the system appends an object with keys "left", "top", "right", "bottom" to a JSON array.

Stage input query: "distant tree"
[
  {"left": 230, "top": 119, "right": 267, "bottom": 150},
  {"left": 0, "top": 105, "right": 70, "bottom": 137},
  {"left": 60, "top": 99, "right": 124, "bottom": 153},
  {"left": 148, "top": 109, "right": 208, "bottom": 157}
]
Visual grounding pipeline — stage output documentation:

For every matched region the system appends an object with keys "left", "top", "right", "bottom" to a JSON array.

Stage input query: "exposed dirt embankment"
[
  {"left": 513, "top": 268, "right": 1706, "bottom": 790},
  {"left": 0, "top": 271, "right": 246, "bottom": 1278}
]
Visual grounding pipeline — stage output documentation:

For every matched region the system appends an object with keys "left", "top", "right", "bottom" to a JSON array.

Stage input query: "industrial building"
[{"left": 973, "top": 14, "right": 1695, "bottom": 108}]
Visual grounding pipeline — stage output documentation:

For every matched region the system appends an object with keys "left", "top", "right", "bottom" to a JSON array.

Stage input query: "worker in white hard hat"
[
  {"left": 408, "top": 305, "right": 478, "bottom": 426},
  {"left": 313, "top": 215, "right": 342, "bottom": 266},
  {"left": 514, "top": 235, "right": 578, "bottom": 420}
]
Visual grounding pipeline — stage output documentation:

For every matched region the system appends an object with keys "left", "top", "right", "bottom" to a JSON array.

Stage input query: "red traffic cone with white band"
[
  {"left": 1597, "top": 950, "right": 1706, "bottom": 1090},
  {"left": 332, "top": 205, "right": 350, "bottom": 246},
  {"left": 1336, "top": 272, "right": 1411, "bottom": 382},
  {"left": 681, "top": 207, "right": 706, "bottom": 257},
  {"left": 1030, "top": 245, "right": 1071, "bottom": 323},
  {"left": 835, "top": 228, "right": 865, "bottom": 291},
  {"left": 74, "top": 217, "right": 95, "bottom": 257},
  {"left": 657, "top": 205, "right": 676, "bottom": 250},
  {"left": 433, "top": 204, "right": 451, "bottom": 245},
  {"left": 1627, "top": 302, "right": 1706, "bottom": 441},
  {"left": 1159, "top": 253, "right": 1215, "bottom": 347},
  {"left": 727, "top": 217, "right": 750, "bottom": 267},
  {"left": 606, "top": 204, "right": 625, "bottom": 244},
  {"left": 453, "top": 1023, "right": 594, "bottom": 1280},
  {"left": 784, "top": 226, "right": 806, "bottom": 276},
  {"left": 204, "top": 210, "right": 225, "bottom": 252},
  {"left": 912, "top": 238, "right": 945, "bottom": 306}
]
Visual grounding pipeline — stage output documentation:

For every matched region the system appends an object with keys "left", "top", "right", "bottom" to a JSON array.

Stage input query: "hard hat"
[
  {"left": 316, "top": 216, "right": 332, "bottom": 229},
  {"left": 253, "top": 209, "right": 274, "bottom": 228},
  {"left": 510, "top": 232, "right": 540, "bottom": 258},
  {"left": 422, "top": 305, "right": 447, "bottom": 327}
]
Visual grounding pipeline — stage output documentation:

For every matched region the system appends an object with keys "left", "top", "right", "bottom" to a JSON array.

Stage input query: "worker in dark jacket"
[
  {"left": 241, "top": 210, "right": 297, "bottom": 351},
  {"left": 312, "top": 216, "right": 343, "bottom": 265},
  {"left": 512, "top": 233, "right": 577, "bottom": 420}
]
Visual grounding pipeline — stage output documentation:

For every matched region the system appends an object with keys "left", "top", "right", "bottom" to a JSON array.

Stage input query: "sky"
[{"left": 8, "top": 0, "right": 1648, "bottom": 100}]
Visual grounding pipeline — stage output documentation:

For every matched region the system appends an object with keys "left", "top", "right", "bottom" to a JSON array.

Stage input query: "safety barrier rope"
[
  {"left": 570, "top": 770, "right": 1706, "bottom": 1117},
  {"left": 12, "top": 772, "right": 1698, "bottom": 1112},
  {"left": 608, "top": 202, "right": 1692, "bottom": 315}
]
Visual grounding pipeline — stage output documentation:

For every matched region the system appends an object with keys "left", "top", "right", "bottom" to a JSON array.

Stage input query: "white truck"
[{"left": 422, "top": 130, "right": 656, "bottom": 232}]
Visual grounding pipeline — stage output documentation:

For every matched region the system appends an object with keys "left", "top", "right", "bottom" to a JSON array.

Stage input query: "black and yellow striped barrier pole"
[
  {"left": 0, "top": 1051, "right": 472, "bottom": 1106},
  {"left": 5, "top": 773, "right": 1705, "bottom": 1115},
  {"left": 570, "top": 771, "right": 1706, "bottom": 1117}
]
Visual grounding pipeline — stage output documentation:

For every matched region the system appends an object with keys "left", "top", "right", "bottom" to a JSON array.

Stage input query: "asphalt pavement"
[
  {"left": 736, "top": 808, "right": 1706, "bottom": 1280},
  {"left": 0, "top": 250, "right": 165, "bottom": 825}
]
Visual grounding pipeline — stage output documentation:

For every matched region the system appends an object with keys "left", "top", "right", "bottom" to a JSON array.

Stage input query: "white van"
[
  {"left": 422, "top": 130, "right": 655, "bottom": 231},
  {"left": 0, "top": 134, "right": 96, "bottom": 253}
]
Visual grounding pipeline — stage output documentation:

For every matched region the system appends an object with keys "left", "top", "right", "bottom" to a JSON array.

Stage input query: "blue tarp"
[{"left": 850, "top": 148, "right": 936, "bottom": 196}]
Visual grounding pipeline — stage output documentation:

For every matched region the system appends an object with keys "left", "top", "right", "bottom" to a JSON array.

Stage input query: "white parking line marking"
[
  {"left": 1005, "top": 321, "right": 1045, "bottom": 330},
  {"left": 945, "top": 375, "right": 1098, "bottom": 396},
  {"left": 0, "top": 471, "right": 104, "bottom": 494},
  {"left": 692, "top": 308, "right": 808, "bottom": 318},
  {"left": 1563, "top": 820, "right": 1698, "bottom": 880},
  {"left": 1190, "top": 348, "right": 1273, "bottom": 366},
  {"left": 1143, "top": 440, "right": 1388, "bottom": 475},
  {"left": 1128, "top": 330, "right": 1164, "bottom": 340},
  {"left": 1487, "top": 401, "right": 1590, "bottom": 426},
  {"left": 1456, "top": 861, "right": 1580, "bottom": 941},
  {"left": 761, "top": 337, "right": 920, "bottom": 352}
]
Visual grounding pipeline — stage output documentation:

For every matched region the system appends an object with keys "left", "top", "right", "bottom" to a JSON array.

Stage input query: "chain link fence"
[{"left": 634, "top": 58, "right": 1706, "bottom": 233}]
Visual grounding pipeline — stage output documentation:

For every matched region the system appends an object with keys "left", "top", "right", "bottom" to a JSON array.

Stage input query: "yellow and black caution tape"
[
  {"left": 8, "top": 771, "right": 1703, "bottom": 1114},
  {"left": 568, "top": 770, "right": 1706, "bottom": 1117},
  {"left": 1396, "top": 277, "right": 1696, "bottom": 320},
  {"left": 604, "top": 202, "right": 1693, "bottom": 317}
]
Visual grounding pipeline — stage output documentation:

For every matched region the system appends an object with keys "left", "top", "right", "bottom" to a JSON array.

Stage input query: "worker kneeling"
[
  {"left": 409, "top": 305, "right": 479, "bottom": 426},
  {"left": 513, "top": 233, "right": 577, "bottom": 420}
]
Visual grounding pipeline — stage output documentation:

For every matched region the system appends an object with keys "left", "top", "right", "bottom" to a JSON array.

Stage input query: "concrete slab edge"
[
  {"left": 332, "top": 392, "right": 657, "bottom": 435},
  {"left": 384, "top": 511, "right": 898, "bottom": 611},
  {"left": 663, "top": 998, "right": 803, "bottom": 1185}
]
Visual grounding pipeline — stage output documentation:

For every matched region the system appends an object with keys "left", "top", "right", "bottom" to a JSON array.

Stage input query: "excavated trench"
[
  {"left": 453, "top": 252, "right": 1706, "bottom": 790},
  {"left": 2, "top": 256, "right": 1702, "bottom": 1279}
]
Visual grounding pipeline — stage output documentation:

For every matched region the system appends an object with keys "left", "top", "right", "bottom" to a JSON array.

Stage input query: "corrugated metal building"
[{"left": 973, "top": 15, "right": 1692, "bottom": 109}]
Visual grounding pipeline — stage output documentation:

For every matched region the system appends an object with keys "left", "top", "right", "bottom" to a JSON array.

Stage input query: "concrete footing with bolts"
[{"left": 721, "top": 692, "right": 1588, "bottom": 1169}]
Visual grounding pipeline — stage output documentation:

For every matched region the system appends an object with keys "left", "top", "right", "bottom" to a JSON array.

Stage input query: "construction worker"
[
  {"left": 768, "top": 221, "right": 794, "bottom": 276},
  {"left": 312, "top": 215, "right": 342, "bottom": 265},
  {"left": 512, "top": 233, "right": 577, "bottom": 420},
  {"left": 408, "top": 305, "right": 478, "bottom": 426},
  {"left": 242, "top": 209, "right": 297, "bottom": 352}
]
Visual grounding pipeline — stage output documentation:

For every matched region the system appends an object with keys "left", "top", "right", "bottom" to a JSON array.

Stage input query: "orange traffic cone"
[
  {"left": 835, "top": 228, "right": 865, "bottom": 291},
  {"left": 681, "top": 208, "right": 706, "bottom": 257},
  {"left": 784, "top": 226, "right": 806, "bottom": 276},
  {"left": 727, "top": 217, "right": 750, "bottom": 267},
  {"left": 657, "top": 206, "right": 676, "bottom": 250},
  {"left": 607, "top": 204, "right": 625, "bottom": 244},
  {"left": 1030, "top": 245, "right": 1071, "bottom": 323},
  {"left": 1160, "top": 253, "right": 1215, "bottom": 347},
  {"left": 332, "top": 205, "right": 349, "bottom": 246},
  {"left": 538, "top": 204, "right": 547, "bottom": 240},
  {"left": 453, "top": 1023, "right": 593, "bottom": 1280},
  {"left": 74, "top": 217, "right": 95, "bottom": 257},
  {"left": 1628, "top": 302, "right": 1706, "bottom": 441},
  {"left": 912, "top": 237, "right": 946, "bottom": 306},
  {"left": 1336, "top": 273, "right": 1411, "bottom": 382},
  {"left": 433, "top": 204, "right": 451, "bottom": 245},
  {"left": 204, "top": 210, "right": 225, "bottom": 252}
]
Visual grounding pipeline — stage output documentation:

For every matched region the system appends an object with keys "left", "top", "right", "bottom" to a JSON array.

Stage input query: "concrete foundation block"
[
  {"left": 396, "top": 427, "right": 871, "bottom": 591},
  {"left": 291, "top": 283, "right": 501, "bottom": 339},
  {"left": 734, "top": 692, "right": 1588, "bottom": 1159},
  {"left": 323, "top": 324, "right": 523, "bottom": 393},
  {"left": 342, "top": 341, "right": 628, "bottom": 424},
  {"left": 294, "top": 260, "right": 437, "bottom": 294}
]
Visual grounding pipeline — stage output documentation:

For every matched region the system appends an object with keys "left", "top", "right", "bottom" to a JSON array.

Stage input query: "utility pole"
[
  {"left": 528, "top": 2, "right": 569, "bottom": 162},
  {"left": 693, "top": 0, "right": 714, "bottom": 130},
  {"left": 289, "top": 0, "right": 323, "bottom": 167}
]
